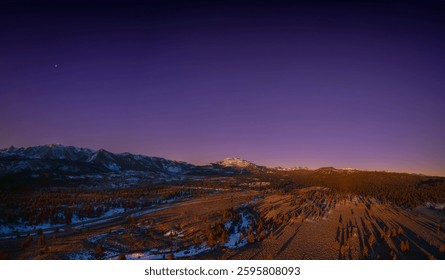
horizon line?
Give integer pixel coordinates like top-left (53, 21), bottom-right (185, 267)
top-left (1, 143), bottom-right (444, 177)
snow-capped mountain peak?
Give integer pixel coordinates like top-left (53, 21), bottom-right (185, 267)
top-left (216, 158), bottom-right (259, 169)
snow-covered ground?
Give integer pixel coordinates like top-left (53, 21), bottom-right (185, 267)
top-left (0, 198), bottom-right (186, 237)
top-left (67, 251), bottom-right (95, 260)
top-left (130, 206), bottom-right (171, 218)
top-left (0, 207), bottom-right (127, 238)
top-left (120, 210), bottom-right (255, 260)
top-left (123, 243), bottom-right (211, 260)
top-left (0, 220), bottom-right (65, 236)
top-left (424, 202), bottom-right (445, 210)
top-left (71, 207), bottom-right (126, 224)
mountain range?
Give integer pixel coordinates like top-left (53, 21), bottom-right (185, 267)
top-left (0, 144), bottom-right (267, 188)
top-left (0, 144), bottom-right (434, 189)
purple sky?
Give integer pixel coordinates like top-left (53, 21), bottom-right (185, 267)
top-left (1, 0), bottom-right (445, 175)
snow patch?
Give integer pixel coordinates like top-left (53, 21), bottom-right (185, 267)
top-left (0, 220), bottom-right (64, 236)
top-left (123, 243), bottom-right (211, 260)
top-left (67, 251), bottom-right (94, 260)
top-left (424, 202), bottom-right (445, 210)
top-left (167, 166), bottom-right (182, 174)
top-left (224, 212), bottom-right (254, 249)
top-left (87, 233), bottom-right (108, 243)
top-left (105, 162), bottom-right (120, 171)
top-left (164, 230), bottom-right (184, 237)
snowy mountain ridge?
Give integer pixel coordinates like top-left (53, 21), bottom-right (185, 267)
top-left (0, 145), bottom-right (268, 187)
top-left (0, 144), bottom-right (194, 177)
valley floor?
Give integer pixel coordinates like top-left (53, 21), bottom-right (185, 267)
top-left (1, 186), bottom-right (444, 260)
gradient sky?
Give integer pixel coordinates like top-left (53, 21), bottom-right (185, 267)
top-left (1, 0), bottom-right (444, 175)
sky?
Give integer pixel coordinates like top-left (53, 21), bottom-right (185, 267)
top-left (1, 0), bottom-right (444, 175)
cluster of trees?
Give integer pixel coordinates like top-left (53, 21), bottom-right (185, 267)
top-left (250, 170), bottom-right (445, 208)
top-left (0, 185), bottom-right (211, 227)
top-left (205, 221), bottom-right (229, 247)
top-left (200, 205), bottom-right (271, 248)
